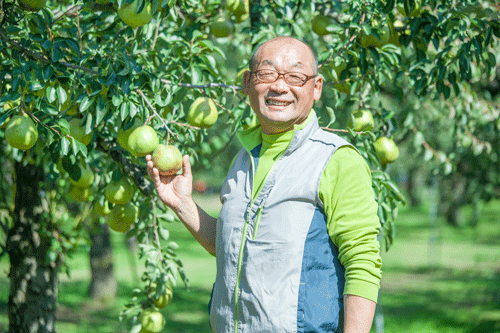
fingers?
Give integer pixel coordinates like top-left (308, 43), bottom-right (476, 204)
top-left (146, 154), bottom-right (162, 186)
top-left (146, 154), bottom-right (155, 179)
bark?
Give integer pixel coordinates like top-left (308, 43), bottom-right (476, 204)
top-left (407, 167), bottom-right (421, 207)
top-left (7, 160), bottom-right (59, 333)
top-left (439, 173), bottom-right (468, 227)
top-left (89, 222), bottom-right (117, 301)
top-left (125, 235), bottom-right (140, 286)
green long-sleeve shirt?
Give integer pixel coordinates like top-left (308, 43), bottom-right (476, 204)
top-left (239, 111), bottom-right (382, 302)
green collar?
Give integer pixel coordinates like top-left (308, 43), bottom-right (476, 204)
top-left (236, 110), bottom-right (315, 153)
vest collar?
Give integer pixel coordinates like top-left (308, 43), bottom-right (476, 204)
top-left (237, 110), bottom-right (320, 156)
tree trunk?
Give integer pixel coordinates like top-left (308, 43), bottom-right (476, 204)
top-left (407, 167), bottom-right (421, 207)
top-left (7, 160), bottom-right (59, 333)
top-left (89, 221), bottom-right (117, 301)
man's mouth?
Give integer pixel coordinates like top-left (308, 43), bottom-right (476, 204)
top-left (265, 98), bottom-right (292, 107)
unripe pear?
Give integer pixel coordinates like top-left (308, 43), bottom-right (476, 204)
top-left (94, 199), bottom-right (112, 216)
top-left (5, 114), bottom-right (38, 150)
top-left (18, 0), bottom-right (47, 11)
top-left (69, 118), bottom-right (92, 146)
top-left (117, 117), bottom-right (142, 151)
top-left (360, 21), bottom-right (391, 48)
top-left (188, 97), bottom-right (218, 129)
top-left (118, 0), bottom-right (153, 28)
top-left (152, 144), bottom-right (183, 176)
top-left (70, 186), bottom-right (92, 202)
top-left (127, 125), bottom-right (159, 157)
top-left (149, 283), bottom-right (173, 308)
top-left (374, 137), bottom-right (399, 165)
top-left (69, 164), bottom-right (95, 188)
top-left (104, 178), bottom-right (135, 204)
top-left (107, 202), bottom-right (138, 233)
top-left (312, 14), bottom-right (335, 36)
top-left (140, 309), bottom-right (165, 333)
top-left (210, 17), bottom-right (233, 38)
top-left (347, 109), bottom-right (374, 132)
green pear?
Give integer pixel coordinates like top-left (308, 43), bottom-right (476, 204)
top-left (152, 144), bottom-right (183, 176)
top-left (188, 97), bottom-right (218, 129)
top-left (127, 125), bottom-right (159, 157)
top-left (5, 114), bottom-right (38, 150)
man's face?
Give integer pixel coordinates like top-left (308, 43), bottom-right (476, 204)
top-left (243, 39), bottom-right (323, 134)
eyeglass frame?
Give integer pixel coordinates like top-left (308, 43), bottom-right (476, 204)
top-left (251, 69), bottom-right (317, 86)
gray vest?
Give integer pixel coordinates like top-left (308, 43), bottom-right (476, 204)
top-left (210, 112), bottom-right (352, 332)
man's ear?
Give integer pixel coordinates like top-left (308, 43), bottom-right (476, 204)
top-left (313, 75), bottom-right (323, 101)
top-left (242, 71), bottom-right (251, 95)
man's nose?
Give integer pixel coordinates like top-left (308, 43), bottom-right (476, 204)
top-left (269, 77), bottom-right (290, 93)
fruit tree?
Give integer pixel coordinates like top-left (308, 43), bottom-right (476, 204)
top-left (0, 0), bottom-right (499, 331)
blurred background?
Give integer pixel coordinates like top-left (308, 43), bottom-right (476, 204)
top-left (1, 0), bottom-right (500, 332)
top-left (1, 137), bottom-right (499, 333)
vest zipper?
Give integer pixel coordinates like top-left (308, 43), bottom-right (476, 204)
top-left (233, 148), bottom-right (281, 331)
top-left (251, 206), bottom-right (264, 240)
top-left (233, 152), bottom-right (256, 333)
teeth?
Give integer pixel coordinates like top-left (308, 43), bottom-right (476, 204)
top-left (266, 99), bottom-right (291, 106)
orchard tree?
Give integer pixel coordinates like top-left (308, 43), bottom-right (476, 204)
top-left (0, 0), bottom-right (499, 332)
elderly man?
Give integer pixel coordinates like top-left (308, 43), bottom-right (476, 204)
top-left (147, 36), bottom-right (382, 333)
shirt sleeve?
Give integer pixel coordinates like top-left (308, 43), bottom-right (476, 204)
top-left (319, 146), bottom-right (382, 303)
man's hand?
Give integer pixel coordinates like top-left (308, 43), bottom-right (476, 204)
top-left (146, 153), bottom-right (217, 254)
top-left (146, 154), bottom-right (193, 212)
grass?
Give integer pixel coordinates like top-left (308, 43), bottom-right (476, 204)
top-left (0, 194), bottom-right (499, 332)
top-left (377, 200), bottom-right (500, 333)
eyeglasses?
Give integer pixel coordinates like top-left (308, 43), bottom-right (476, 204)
top-left (252, 69), bottom-right (316, 86)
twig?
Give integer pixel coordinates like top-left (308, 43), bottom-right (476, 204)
top-left (411, 126), bottom-right (451, 163)
top-left (232, 87), bottom-right (251, 107)
top-left (135, 89), bottom-right (178, 143)
top-left (77, 7), bottom-right (83, 57)
top-left (321, 127), bottom-right (348, 133)
top-left (159, 78), bottom-right (242, 90)
top-left (150, 199), bottom-right (163, 260)
top-left (210, 97), bottom-right (235, 117)
top-left (152, 19), bottom-right (161, 50)
top-left (52, 5), bottom-right (81, 23)
top-left (168, 120), bottom-right (200, 130)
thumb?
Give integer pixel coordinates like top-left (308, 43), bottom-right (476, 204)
top-left (182, 155), bottom-right (192, 178)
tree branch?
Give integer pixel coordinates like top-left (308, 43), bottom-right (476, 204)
top-left (159, 78), bottom-right (242, 91)
top-left (94, 136), bottom-right (154, 197)
top-left (0, 30), bottom-right (98, 75)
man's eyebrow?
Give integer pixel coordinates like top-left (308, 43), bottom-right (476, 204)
top-left (289, 62), bottom-right (303, 69)
top-left (260, 60), bottom-right (275, 66)
top-left (258, 60), bottom-right (304, 69)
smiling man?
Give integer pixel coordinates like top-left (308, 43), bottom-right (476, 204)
top-left (147, 36), bottom-right (382, 333)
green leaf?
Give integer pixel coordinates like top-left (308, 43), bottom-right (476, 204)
top-left (62, 157), bottom-right (81, 181)
top-left (79, 96), bottom-right (93, 112)
top-left (41, 39), bottom-right (53, 50)
top-left (60, 137), bottom-right (71, 156)
top-left (158, 226), bottom-right (170, 240)
top-left (56, 118), bottom-right (70, 135)
top-left (95, 97), bottom-right (107, 126)
top-left (56, 85), bottom-right (67, 104)
top-left (47, 85), bottom-right (57, 103)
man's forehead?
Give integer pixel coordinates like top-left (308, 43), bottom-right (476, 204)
top-left (254, 41), bottom-right (312, 68)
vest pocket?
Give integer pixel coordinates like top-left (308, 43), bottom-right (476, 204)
top-left (238, 239), bottom-right (300, 332)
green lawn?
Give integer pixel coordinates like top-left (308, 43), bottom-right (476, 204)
top-left (1, 194), bottom-right (499, 332)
